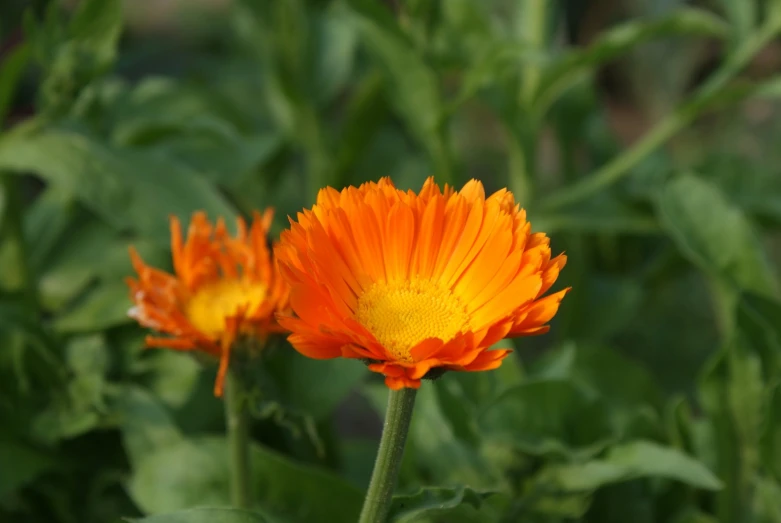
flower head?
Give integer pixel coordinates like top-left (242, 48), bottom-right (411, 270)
top-left (275, 177), bottom-right (569, 390)
top-left (126, 210), bottom-right (289, 396)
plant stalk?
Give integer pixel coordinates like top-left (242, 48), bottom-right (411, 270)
top-left (540, 16), bottom-right (781, 212)
top-left (358, 387), bottom-right (418, 523)
top-left (224, 370), bottom-right (252, 509)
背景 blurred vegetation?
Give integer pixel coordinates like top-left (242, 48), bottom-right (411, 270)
top-left (2, 0), bottom-right (781, 522)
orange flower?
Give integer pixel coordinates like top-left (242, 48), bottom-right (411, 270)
top-left (126, 210), bottom-right (289, 396)
top-left (275, 177), bottom-right (569, 390)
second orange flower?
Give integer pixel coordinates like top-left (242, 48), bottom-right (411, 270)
top-left (126, 210), bottom-right (289, 396)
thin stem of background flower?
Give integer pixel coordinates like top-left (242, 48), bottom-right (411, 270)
top-left (358, 388), bottom-right (417, 523)
top-left (225, 371), bottom-right (252, 509)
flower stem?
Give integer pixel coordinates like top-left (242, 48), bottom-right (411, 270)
top-left (224, 370), bottom-right (252, 509)
top-left (359, 387), bottom-right (417, 523)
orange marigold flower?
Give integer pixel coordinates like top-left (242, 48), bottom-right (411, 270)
top-left (275, 177), bottom-right (569, 390)
top-left (126, 210), bottom-right (290, 397)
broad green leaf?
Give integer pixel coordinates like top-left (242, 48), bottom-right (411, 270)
top-left (605, 440), bottom-right (722, 490)
top-left (407, 383), bottom-right (499, 487)
top-left (533, 345), bottom-right (662, 436)
top-left (128, 507), bottom-right (273, 523)
top-left (21, 188), bottom-right (79, 279)
top-left (53, 281), bottom-right (132, 332)
top-left (0, 129), bottom-right (237, 244)
top-left (144, 351), bottom-right (202, 409)
top-left (30, 335), bottom-right (109, 443)
top-left (533, 440), bottom-right (721, 492)
top-left (656, 174), bottom-right (777, 295)
top-left (533, 345), bottom-right (662, 410)
top-left (0, 436), bottom-right (59, 496)
top-left (38, 217), bottom-right (165, 312)
top-left (113, 385), bottom-right (184, 467)
top-left (388, 486), bottom-right (503, 523)
top-left (533, 8), bottom-right (729, 117)
top-left (479, 379), bottom-right (613, 459)
top-left (526, 441), bottom-right (720, 519)
top-left (344, 0), bottom-right (452, 181)
top-left (263, 349), bottom-right (366, 420)
top-left (129, 437), bottom-right (363, 522)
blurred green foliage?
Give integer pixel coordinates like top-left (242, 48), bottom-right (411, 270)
top-left (1, 0), bottom-right (781, 522)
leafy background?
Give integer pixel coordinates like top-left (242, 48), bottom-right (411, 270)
top-left (1, 0), bottom-right (781, 522)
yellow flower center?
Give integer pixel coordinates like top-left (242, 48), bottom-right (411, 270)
top-left (355, 278), bottom-right (470, 362)
top-left (185, 279), bottom-right (267, 339)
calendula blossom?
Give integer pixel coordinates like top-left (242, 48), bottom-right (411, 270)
top-left (275, 177), bottom-right (569, 390)
top-left (126, 210), bottom-right (289, 396)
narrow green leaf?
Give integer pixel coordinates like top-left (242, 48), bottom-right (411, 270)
top-left (0, 43), bottom-right (30, 125)
top-left (656, 174), bottom-right (777, 295)
top-left (67, 0), bottom-right (123, 67)
top-left (389, 486), bottom-right (502, 523)
top-left (344, 0), bottom-right (451, 181)
top-left (533, 8), bottom-right (729, 118)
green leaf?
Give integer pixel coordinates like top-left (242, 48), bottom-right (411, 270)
top-left (389, 486), bottom-right (502, 523)
top-left (762, 384), bottom-right (781, 482)
top-left (406, 383), bottom-right (499, 486)
top-left (344, 0), bottom-right (451, 181)
top-left (533, 8), bottom-right (729, 117)
top-left (53, 281), bottom-right (131, 332)
top-left (313, 5), bottom-right (358, 105)
top-left (714, 0), bottom-right (756, 43)
top-left (0, 437), bottom-right (59, 497)
top-left (128, 437), bottom-right (363, 522)
top-left (67, 0), bottom-right (123, 67)
top-left (479, 379), bottom-right (613, 459)
top-left (263, 349), bottom-right (366, 420)
top-left (532, 196), bottom-right (661, 235)
top-left (698, 340), bottom-right (765, 520)
top-left (736, 293), bottom-right (781, 378)
top-left (656, 174), bottom-right (777, 295)
top-left (534, 345), bottom-right (662, 410)
top-left (604, 440), bottom-right (722, 490)
top-left (113, 385), bottom-right (184, 467)
top-left (128, 507), bottom-right (272, 523)
top-left (0, 42), bottom-right (30, 125)
top-left (0, 129), bottom-right (237, 244)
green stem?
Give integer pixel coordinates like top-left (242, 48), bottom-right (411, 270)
top-left (358, 388), bottom-right (418, 523)
top-left (540, 17), bottom-right (781, 212)
top-left (224, 371), bottom-right (252, 509)
top-left (518, 0), bottom-right (548, 104)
